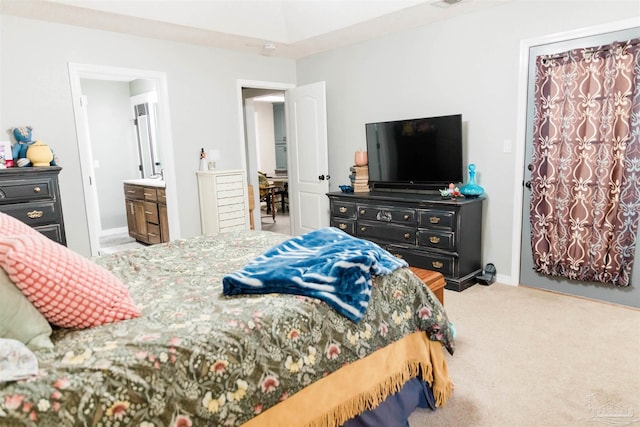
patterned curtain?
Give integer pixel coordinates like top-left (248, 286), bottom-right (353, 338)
top-left (529, 38), bottom-right (640, 286)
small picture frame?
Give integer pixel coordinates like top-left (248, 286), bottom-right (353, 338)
top-left (0, 141), bottom-right (14, 168)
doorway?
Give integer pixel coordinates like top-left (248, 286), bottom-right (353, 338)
top-left (238, 80), bottom-right (331, 237)
top-left (248, 91), bottom-right (290, 232)
top-left (517, 25), bottom-right (640, 307)
top-left (68, 63), bottom-right (179, 256)
top-left (240, 82), bottom-right (294, 234)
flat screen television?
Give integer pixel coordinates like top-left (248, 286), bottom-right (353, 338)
top-left (365, 114), bottom-right (463, 191)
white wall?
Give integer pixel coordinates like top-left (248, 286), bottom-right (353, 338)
top-left (0, 15), bottom-right (296, 256)
top-left (295, 0), bottom-right (639, 286)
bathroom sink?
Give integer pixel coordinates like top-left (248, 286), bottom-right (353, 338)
top-left (123, 178), bottom-right (166, 188)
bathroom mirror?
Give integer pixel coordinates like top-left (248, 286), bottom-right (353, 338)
top-left (131, 91), bottom-right (162, 178)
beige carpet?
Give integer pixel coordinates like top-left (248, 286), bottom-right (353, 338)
top-left (408, 283), bottom-right (640, 427)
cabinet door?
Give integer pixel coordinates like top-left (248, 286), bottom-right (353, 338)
top-left (273, 103), bottom-right (286, 143)
top-left (158, 203), bottom-right (169, 242)
top-left (125, 200), bottom-right (138, 240)
top-left (275, 144), bottom-right (287, 170)
top-left (132, 200), bottom-right (148, 242)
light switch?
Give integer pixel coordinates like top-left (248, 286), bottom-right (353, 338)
top-left (503, 139), bottom-right (512, 153)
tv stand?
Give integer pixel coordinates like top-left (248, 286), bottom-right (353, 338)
top-left (327, 191), bottom-right (484, 292)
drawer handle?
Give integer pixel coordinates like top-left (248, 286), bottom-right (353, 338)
top-left (430, 236), bottom-right (441, 244)
top-left (126, 190), bottom-right (136, 194)
top-left (27, 210), bottom-right (44, 219)
top-left (432, 261), bottom-right (443, 269)
top-left (403, 214), bottom-right (410, 220)
top-left (148, 233), bottom-right (157, 237)
top-left (339, 206), bottom-right (347, 213)
top-left (144, 211), bottom-right (154, 215)
top-left (33, 186), bottom-right (41, 193)
top-left (359, 209), bottom-right (366, 215)
top-left (430, 216), bottom-right (440, 224)
top-left (130, 204), bottom-right (134, 215)
top-left (144, 192), bottom-right (154, 197)
top-left (360, 226), bottom-right (367, 232)
top-left (404, 233), bottom-right (411, 239)
top-left (377, 210), bottom-right (392, 222)
top-left (338, 223), bottom-right (347, 230)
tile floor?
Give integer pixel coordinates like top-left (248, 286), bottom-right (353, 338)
top-left (98, 233), bottom-right (145, 255)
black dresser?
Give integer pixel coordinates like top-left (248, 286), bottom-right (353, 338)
top-left (328, 191), bottom-right (483, 291)
top-left (0, 167), bottom-right (67, 246)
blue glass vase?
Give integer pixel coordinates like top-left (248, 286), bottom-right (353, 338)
top-left (460, 164), bottom-right (484, 198)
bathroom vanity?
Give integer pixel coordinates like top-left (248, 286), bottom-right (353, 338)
top-left (123, 179), bottom-right (168, 245)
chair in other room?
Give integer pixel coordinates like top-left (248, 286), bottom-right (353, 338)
top-left (258, 172), bottom-right (276, 222)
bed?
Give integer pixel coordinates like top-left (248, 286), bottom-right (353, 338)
top-left (0, 219), bottom-right (454, 426)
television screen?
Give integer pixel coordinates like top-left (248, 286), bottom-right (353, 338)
top-left (365, 114), bottom-right (463, 190)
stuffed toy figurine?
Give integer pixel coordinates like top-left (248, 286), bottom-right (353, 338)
top-left (10, 126), bottom-right (57, 167)
top-left (11, 126), bottom-right (34, 165)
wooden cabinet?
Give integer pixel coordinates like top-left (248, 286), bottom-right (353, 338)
top-left (0, 167), bottom-right (66, 245)
top-left (328, 191), bottom-right (484, 291)
top-left (124, 183), bottom-right (168, 245)
top-left (273, 103), bottom-right (287, 172)
top-left (197, 170), bottom-right (250, 234)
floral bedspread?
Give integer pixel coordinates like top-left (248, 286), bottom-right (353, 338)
top-left (0, 230), bottom-right (454, 426)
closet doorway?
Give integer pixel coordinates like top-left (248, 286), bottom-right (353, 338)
top-left (515, 23), bottom-right (640, 307)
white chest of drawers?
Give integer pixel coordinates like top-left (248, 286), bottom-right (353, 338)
top-left (197, 170), bottom-right (250, 235)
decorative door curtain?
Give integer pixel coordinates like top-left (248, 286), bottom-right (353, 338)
top-left (529, 38), bottom-right (640, 286)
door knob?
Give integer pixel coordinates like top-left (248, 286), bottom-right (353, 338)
top-left (318, 175), bottom-right (325, 180)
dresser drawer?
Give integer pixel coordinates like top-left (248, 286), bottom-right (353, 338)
top-left (417, 229), bottom-right (455, 251)
top-left (146, 223), bottom-right (162, 245)
top-left (387, 245), bottom-right (455, 277)
top-left (418, 208), bottom-right (456, 231)
top-left (331, 217), bottom-right (355, 235)
top-left (143, 201), bottom-right (159, 224)
top-left (124, 184), bottom-right (145, 200)
top-left (0, 167), bottom-right (66, 246)
top-left (330, 200), bottom-right (356, 218)
top-left (142, 187), bottom-right (158, 202)
top-left (356, 220), bottom-right (416, 245)
top-left (34, 224), bottom-right (65, 245)
top-left (357, 204), bottom-right (417, 225)
top-left (0, 177), bottom-right (56, 204)
top-left (157, 188), bottom-right (166, 204)
top-left (1, 201), bottom-right (62, 227)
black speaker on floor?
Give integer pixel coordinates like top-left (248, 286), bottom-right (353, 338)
top-left (476, 263), bottom-right (496, 286)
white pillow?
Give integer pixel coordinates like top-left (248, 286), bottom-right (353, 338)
top-left (0, 267), bottom-right (54, 351)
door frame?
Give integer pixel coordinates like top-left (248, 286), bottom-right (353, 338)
top-left (509, 17), bottom-right (640, 285)
top-left (236, 79), bottom-right (295, 232)
top-left (68, 63), bottom-right (180, 256)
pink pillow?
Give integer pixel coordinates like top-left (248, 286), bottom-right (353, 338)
top-left (0, 213), bottom-right (140, 328)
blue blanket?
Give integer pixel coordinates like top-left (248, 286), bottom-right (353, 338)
top-left (222, 227), bottom-right (408, 322)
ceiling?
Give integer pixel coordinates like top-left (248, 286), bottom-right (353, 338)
top-left (0, 0), bottom-right (511, 58)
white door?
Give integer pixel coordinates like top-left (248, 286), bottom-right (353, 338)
top-left (520, 28), bottom-right (640, 306)
top-left (286, 82), bottom-right (330, 235)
